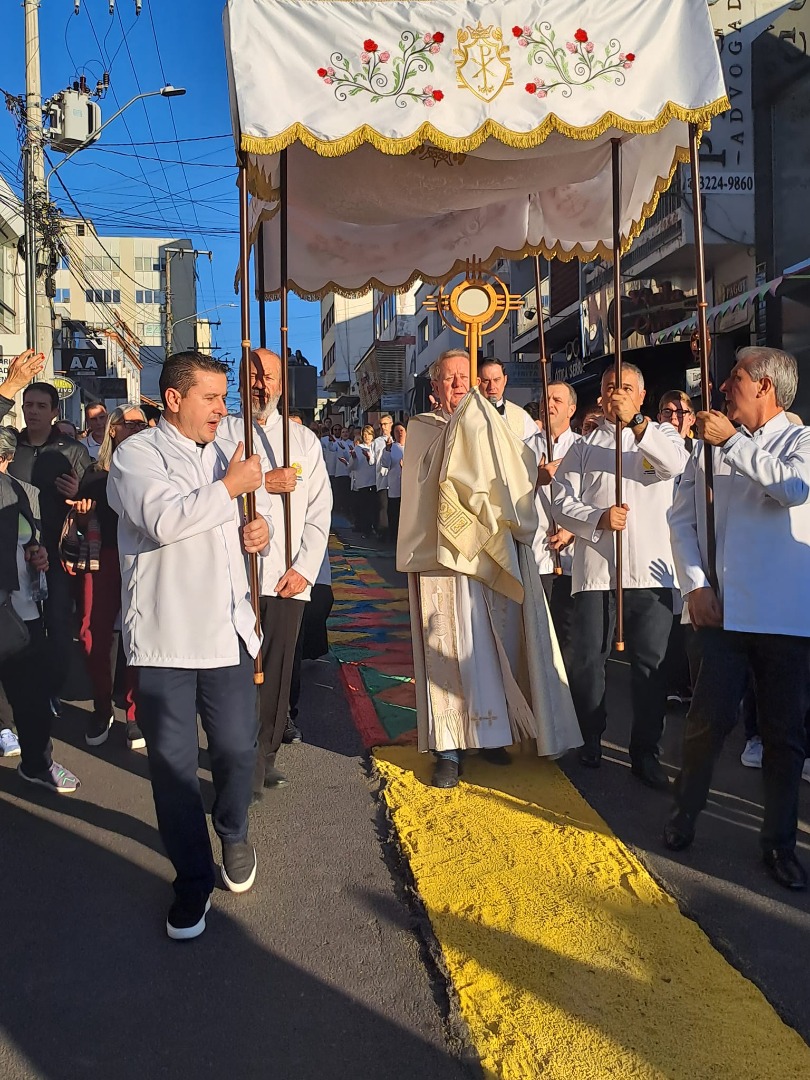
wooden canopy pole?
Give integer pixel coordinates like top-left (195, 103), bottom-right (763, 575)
top-left (257, 223), bottom-right (267, 350)
top-left (611, 139), bottom-right (625, 652)
top-left (279, 148), bottom-right (293, 571)
top-left (237, 157), bottom-right (264, 685)
top-left (532, 254), bottom-right (562, 575)
top-left (688, 123), bottom-right (718, 591)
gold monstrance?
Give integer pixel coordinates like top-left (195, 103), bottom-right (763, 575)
top-left (424, 259), bottom-right (523, 380)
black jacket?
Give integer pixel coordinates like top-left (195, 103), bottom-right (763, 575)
top-left (0, 474), bottom-right (40, 594)
top-left (0, 394), bottom-right (91, 542)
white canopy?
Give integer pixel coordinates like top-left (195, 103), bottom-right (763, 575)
top-left (224, 0), bottom-right (728, 298)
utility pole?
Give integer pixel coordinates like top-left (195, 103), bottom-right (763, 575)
top-left (24, 0), bottom-right (54, 375)
top-left (163, 246), bottom-right (212, 357)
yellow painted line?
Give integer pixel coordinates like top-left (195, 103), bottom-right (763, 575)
top-left (375, 746), bottom-right (810, 1080)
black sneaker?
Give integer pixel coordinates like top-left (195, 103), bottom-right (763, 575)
top-left (282, 717), bottom-right (303, 744)
top-left (85, 713), bottom-right (113, 747)
top-left (263, 765), bottom-right (288, 788)
top-left (221, 842), bottom-right (257, 894)
top-left (166, 893), bottom-right (211, 941)
top-left (126, 721), bottom-right (146, 750)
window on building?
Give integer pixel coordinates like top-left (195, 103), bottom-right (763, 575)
top-left (136, 289), bottom-right (161, 305)
top-left (112, 290), bottom-right (120, 304)
top-left (321, 303), bottom-right (335, 338)
top-left (324, 344), bottom-right (336, 370)
top-left (432, 309), bottom-right (443, 338)
top-left (76, 224), bottom-right (85, 236)
top-left (136, 321), bottom-right (162, 339)
top-left (418, 318), bottom-right (428, 353)
top-left (59, 255), bottom-right (69, 271)
top-left (54, 288), bottom-right (70, 304)
top-left (485, 339), bottom-right (495, 358)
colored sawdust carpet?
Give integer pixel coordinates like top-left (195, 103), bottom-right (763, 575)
top-left (328, 536), bottom-right (417, 746)
top-left (375, 745), bottom-right (810, 1080)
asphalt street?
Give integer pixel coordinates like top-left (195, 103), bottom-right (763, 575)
top-left (0, 638), bottom-right (471, 1080)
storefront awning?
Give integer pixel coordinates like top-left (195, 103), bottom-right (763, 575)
top-left (653, 278), bottom-right (783, 343)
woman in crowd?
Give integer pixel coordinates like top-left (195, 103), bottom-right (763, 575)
top-left (347, 425), bottom-right (377, 538)
top-left (74, 403), bottom-right (148, 750)
top-left (0, 428), bottom-right (79, 790)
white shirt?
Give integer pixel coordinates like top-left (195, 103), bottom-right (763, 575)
top-left (493, 399), bottom-right (538, 442)
top-left (372, 435), bottom-right (391, 490)
top-left (108, 418), bottom-right (270, 668)
top-left (382, 442), bottom-right (405, 499)
top-left (552, 418), bottom-right (689, 592)
top-left (219, 413), bottom-right (331, 602)
top-left (83, 432), bottom-right (102, 461)
top-left (349, 442), bottom-right (377, 489)
top-left (669, 411), bottom-right (810, 637)
top-left (321, 435), bottom-right (338, 477)
top-left (527, 427), bottom-right (581, 576)
top-left (334, 439), bottom-right (351, 478)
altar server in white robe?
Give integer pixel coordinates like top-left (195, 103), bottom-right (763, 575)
top-left (219, 349), bottom-right (331, 794)
top-left (397, 348), bottom-right (581, 789)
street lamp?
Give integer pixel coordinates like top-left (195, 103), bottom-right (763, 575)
top-left (170, 303), bottom-right (238, 328)
top-left (46, 86), bottom-right (187, 182)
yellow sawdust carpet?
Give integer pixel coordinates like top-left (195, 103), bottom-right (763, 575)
top-left (375, 746), bottom-right (810, 1079)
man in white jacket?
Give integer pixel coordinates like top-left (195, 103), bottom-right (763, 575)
top-left (108, 352), bottom-right (271, 941)
top-left (666, 347), bottom-right (810, 891)
top-left (553, 363), bottom-right (689, 788)
top-left (219, 349), bottom-right (331, 794)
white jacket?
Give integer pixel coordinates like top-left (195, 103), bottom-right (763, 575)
top-left (669, 412), bottom-right (810, 636)
top-left (334, 439), bottom-right (351, 479)
top-left (527, 427), bottom-right (581, 576)
top-left (381, 442), bottom-right (405, 499)
top-left (321, 436), bottom-right (337, 477)
top-left (108, 418), bottom-right (269, 668)
top-left (219, 412), bottom-right (331, 602)
top-left (349, 442), bottom-right (377, 489)
top-left (372, 435), bottom-right (390, 490)
top-left (552, 417), bottom-right (688, 592)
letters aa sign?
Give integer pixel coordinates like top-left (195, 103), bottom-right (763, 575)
top-left (69, 353), bottom-right (99, 373)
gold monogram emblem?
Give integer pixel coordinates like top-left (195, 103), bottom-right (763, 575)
top-left (454, 23), bottom-right (513, 102)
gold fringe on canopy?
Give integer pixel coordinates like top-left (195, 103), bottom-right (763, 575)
top-left (240, 97), bottom-right (729, 161)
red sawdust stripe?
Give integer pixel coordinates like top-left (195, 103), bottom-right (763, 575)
top-left (339, 663), bottom-right (389, 749)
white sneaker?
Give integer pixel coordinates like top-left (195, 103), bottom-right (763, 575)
top-left (0, 728), bottom-right (21, 757)
top-left (741, 736), bottom-right (763, 769)
top-left (802, 758), bottom-right (810, 784)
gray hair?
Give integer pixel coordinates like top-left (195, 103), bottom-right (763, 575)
top-left (97, 403), bottom-right (147, 471)
top-left (429, 348), bottom-right (470, 384)
top-left (736, 346), bottom-right (798, 410)
top-left (546, 380), bottom-right (577, 408)
top-left (601, 362), bottom-right (645, 392)
top-left (0, 427), bottom-right (17, 461)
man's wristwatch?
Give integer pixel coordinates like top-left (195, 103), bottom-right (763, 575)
top-left (629, 412), bottom-right (646, 429)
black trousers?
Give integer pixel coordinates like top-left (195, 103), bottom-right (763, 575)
top-left (0, 618), bottom-right (53, 775)
top-left (253, 595), bottom-right (305, 791)
top-left (540, 573), bottom-right (575, 659)
top-left (355, 486), bottom-right (376, 536)
top-left (137, 645), bottom-right (259, 899)
top-left (376, 488), bottom-right (389, 538)
top-left (675, 628), bottom-right (810, 851)
top-left (334, 475), bottom-right (351, 516)
top-left (43, 554), bottom-right (75, 696)
top-left (567, 587), bottom-right (673, 759)
top-left (663, 614), bottom-right (691, 695)
top-left (288, 584), bottom-right (335, 720)
top-left (388, 496), bottom-right (401, 548)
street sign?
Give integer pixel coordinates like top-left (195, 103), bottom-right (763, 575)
top-left (52, 375), bottom-right (76, 400)
top-left (66, 348), bottom-right (107, 378)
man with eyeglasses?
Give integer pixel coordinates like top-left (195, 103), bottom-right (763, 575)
top-left (658, 392), bottom-right (696, 446)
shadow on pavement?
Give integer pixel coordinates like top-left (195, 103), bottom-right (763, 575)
top-left (0, 798), bottom-right (470, 1080)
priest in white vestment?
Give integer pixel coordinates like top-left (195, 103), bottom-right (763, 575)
top-left (397, 349), bottom-right (581, 788)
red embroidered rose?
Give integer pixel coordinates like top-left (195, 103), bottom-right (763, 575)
top-left (525, 82), bottom-right (537, 93)
top-left (574, 29), bottom-right (588, 43)
top-left (363, 39), bottom-right (378, 53)
top-left (432, 32), bottom-right (444, 44)
top-left (625, 52), bottom-right (635, 61)
top-left (432, 89), bottom-right (444, 101)
top-left (317, 68), bottom-right (328, 78)
top-left (512, 26), bottom-right (524, 38)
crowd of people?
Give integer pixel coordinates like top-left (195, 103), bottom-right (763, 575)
top-left (0, 347), bottom-right (331, 939)
top-left (2, 333), bottom-right (808, 947)
top-left (389, 346), bottom-right (810, 895)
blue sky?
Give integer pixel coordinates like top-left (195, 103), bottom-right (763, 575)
top-left (0, 0), bottom-right (322, 381)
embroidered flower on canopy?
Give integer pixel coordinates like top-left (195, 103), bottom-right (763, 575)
top-left (317, 30), bottom-right (445, 108)
top-left (519, 21), bottom-right (637, 98)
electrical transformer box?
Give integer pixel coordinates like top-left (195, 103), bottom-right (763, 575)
top-left (49, 91), bottom-right (102, 153)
